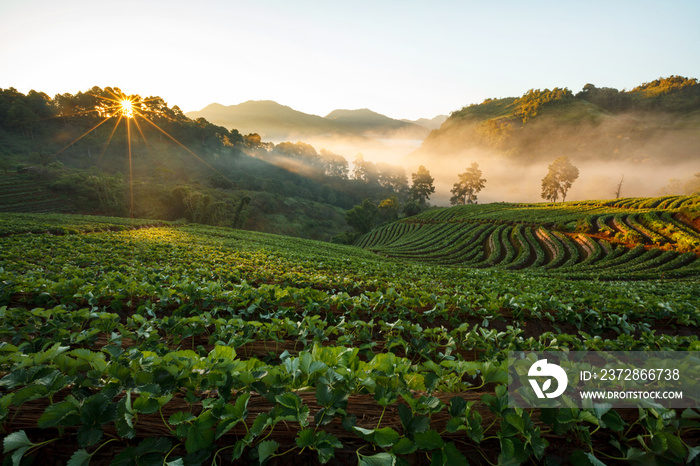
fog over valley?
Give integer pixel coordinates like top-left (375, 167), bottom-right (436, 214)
top-left (195, 78), bottom-right (700, 206)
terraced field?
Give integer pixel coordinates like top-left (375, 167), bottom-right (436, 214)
top-left (357, 196), bottom-right (700, 279)
top-left (0, 204), bottom-right (698, 465)
top-left (0, 174), bottom-right (73, 214)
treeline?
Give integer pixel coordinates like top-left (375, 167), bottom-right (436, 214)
top-left (0, 86), bottom-right (420, 240)
top-left (0, 86), bottom-right (244, 151)
top-left (334, 164), bottom-right (437, 243)
top-left (415, 75), bottom-right (700, 164)
top-left (576, 76), bottom-right (700, 113)
top-left (452, 75), bottom-right (700, 123)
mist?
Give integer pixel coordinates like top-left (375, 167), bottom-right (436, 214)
top-left (397, 107), bottom-right (700, 206)
top-left (236, 98), bottom-right (700, 208)
top-left (267, 134), bottom-right (424, 166)
top-left (419, 151), bottom-right (700, 206)
top-left (253, 133), bottom-right (698, 207)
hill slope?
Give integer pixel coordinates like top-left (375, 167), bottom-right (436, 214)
top-left (324, 108), bottom-right (429, 139)
top-left (0, 212), bottom-right (697, 464)
top-left (0, 86), bottom-right (398, 240)
top-left (401, 114), bottom-right (448, 130)
top-left (357, 195), bottom-right (700, 279)
top-left (411, 76), bottom-right (700, 165)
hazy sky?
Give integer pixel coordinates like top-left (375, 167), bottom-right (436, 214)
top-left (1, 0), bottom-right (698, 120)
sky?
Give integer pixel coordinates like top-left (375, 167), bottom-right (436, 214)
top-left (1, 0), bottom-right (699, 121)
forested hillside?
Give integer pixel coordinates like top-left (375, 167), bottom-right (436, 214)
top-left (413, 76), bottom-right (700, 164)
top-left (0, 87), bottom-right (413, 240)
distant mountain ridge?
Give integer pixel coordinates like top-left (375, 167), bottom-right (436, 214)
top-left (187, 100), bottom-right (344, 140)
top-left (186, 101), bottom-right (437, 141)
top-left (401, 115), bottom-right (447, 130)
top-left (324, 108), bottom-right (429, 139)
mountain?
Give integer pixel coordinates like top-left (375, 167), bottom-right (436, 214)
top-left (324, 108), bottom-right (429, 139)
top-left (401, 114), bottom-right (448, 130)
top-left (186, 100), bottom-right (350, 140)
top-left (187, 101), bottom-right (433, 142)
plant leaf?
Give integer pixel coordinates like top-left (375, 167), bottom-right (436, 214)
top-left (257, 440), bottom-right (279, 464)
top-left (358, 452), bottom-right (397, 466)
top-left (67, 449), bottom-right (92, 466)
top-left (414, 429), bottom-right (444, 451)
top-left (3, 430), bottom-right (33, 453)
top-left (184, 424), bottom-right (214, 454)
top-left (373, 427), bottom-right (400, 448)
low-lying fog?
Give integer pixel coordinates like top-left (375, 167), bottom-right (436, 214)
top-left (422, 151), bottom-right (699, 205)
top-left (264, 132), bottom-right (698, 206)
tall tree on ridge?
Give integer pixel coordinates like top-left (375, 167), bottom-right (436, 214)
top-left (450, 162), bottom-right (486, 205)
top-left (410, 165), bottom-right (435, 205)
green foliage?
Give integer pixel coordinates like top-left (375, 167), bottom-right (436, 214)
top-left (410, 165), bottom-right (435, 205)
top-left (377, 196), bottom-right (400, 223)
top-left (541, 156), bottom-right (579, 203)
top-left (0, 212), bottom-right (697, 464)
top-left (513, 87), bottom-right (574, 122)
top-left (0, 86), bottom-right (403, 241)
top-left (356, 195), bottom-right (700, 279)
top-left (345, 198), bottom-right (379, 234)
top-left (402, 199), bottom-right (423, 217)
top-left (450, 162), bottom-right (486, 205)
top-left (50, 169), bottom-right (128, 215)
top-left (419, 75), bottom-right (700, 163)
top-left (631, 75), bottom-right (698, 96)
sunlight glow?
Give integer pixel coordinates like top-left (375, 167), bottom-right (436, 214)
top-left (120, 99), bottom-right (134, 118)
top-left (47, 87), bottom-right (237, 221)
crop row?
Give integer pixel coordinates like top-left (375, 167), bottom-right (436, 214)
top-left (398, 196), bottom-right (700, 229)
top-left (360, 220), bottom-right (700, 279)
top-left (1, 217), bottom-right (699, 463)
top-left (0, 212), bottom-right (170, 236)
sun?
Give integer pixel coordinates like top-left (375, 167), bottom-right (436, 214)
top-left (120, 99), bottom-right (134, 118)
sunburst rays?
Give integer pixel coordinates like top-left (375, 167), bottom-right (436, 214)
top-left (46, 87), bottom-right (235, 220)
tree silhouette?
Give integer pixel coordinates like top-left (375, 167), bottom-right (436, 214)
top-left (410, 165), bottom-right (435, 205)
top-left (541, 157), bottom-right (579, 203)
top-left (450, 162), bottom-right (486, 205)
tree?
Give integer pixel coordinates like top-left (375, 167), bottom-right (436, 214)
top-left (541, 172), bottom-right (560, 203)
top-left (244, 133), bottom-right (262, 147)
top-left (233, 195), bottom-right (251, 228)
top-left (541, 156), bottom-right (579, 203)
top-left (7, 101), bottom-right (38, 138)
top-left (450, 162), bottom-right (486, 205)
top-left (345, 199), bottom-right (378, 234)
top-left (410, 165), bottom-right (435, 205)
top-left (402, 200), bottom-right (422, 217)
top-left (351, 154), bottom-right (379, 184)
top-left (377, 163), bottom-right (409, 196)
top-left (275, 141), bottom-right (319, 161)
top-left (377, 196), bottom-right (399, 223)
top-left (320, 149), bottom-right (349, 179)
top-left (614, 174), bottom-right (624, 199)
